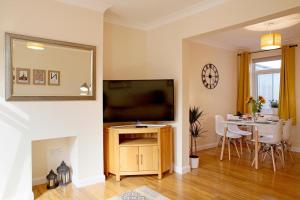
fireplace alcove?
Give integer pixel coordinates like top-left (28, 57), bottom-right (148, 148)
top-left (31, 136), bottom-right (76, 186)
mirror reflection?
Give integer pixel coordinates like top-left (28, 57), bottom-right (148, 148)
top-left (6, 33), bottom-right (96, 100)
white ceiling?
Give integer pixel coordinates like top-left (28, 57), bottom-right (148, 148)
top-left (56, 0), bottom-right (230, 29)
top-left (190, 13), bottom-right (300, 51)
top-left (103, 0), bottom-right (229, 29)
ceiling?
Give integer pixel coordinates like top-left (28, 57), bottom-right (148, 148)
top-left (56, 0), bottom-right (230, 29)
top-left (190, 13), bottom-right (300, 51)
top-left (103, 0), bottom-right (229, 29)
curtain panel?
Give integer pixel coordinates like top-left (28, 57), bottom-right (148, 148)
top-left (237, 52), bottom-right (250, 114)
top-left (278, 46), bottom-right (296, 125)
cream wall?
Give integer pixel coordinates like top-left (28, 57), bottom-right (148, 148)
top-left (145, 1), bottom-right (300, 172)
top-left (104, 22), bottom-right (147, 79)
top-left (292, 44), bottom-right (300, 149)
top-left (32, 137), bottom-right (76, 185)
top-left (184, 41), bottom-right (237, 148)
top-left (0, 0), bottom-right (105, 200)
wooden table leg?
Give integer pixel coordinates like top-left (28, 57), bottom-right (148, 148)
top-left (220, 127), bottom-right (227, 160)
top-left (254, 127), bottom-right (259, 169)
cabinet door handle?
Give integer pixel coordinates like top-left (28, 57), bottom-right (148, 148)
top-left (141, 154), bottom-right (143, 165)
top-left (136, 154), bottom-right (139, 165)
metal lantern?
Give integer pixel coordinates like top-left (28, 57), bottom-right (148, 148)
top-left (56, 161), bottom-right (71, 185)
top-left (46, 170), bottom-right (59, 189)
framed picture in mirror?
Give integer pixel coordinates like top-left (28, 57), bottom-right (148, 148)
top-left (48, 70), bottom-right (60, 86)
top-left (16, 68), bottom-right (30, 84)
top-left (33, 69), bottom-right (46, 85)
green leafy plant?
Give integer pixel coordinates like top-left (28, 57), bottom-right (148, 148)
top-left (270, 100), bottom-right (278, 108)
top-left (189, 106), bottom-right (206, 157)
top-left (247, 96), bottom-right (266, 114)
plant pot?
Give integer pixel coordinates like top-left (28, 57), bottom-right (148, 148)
top-left (271, 108), bottom-right (278, 115)
top-left (190, 155), bottom-right (199, 169)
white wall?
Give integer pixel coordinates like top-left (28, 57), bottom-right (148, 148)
top-left (184, 41), bottom-right (237, 149)
top-left (0, 0), bottom-right (105, 200)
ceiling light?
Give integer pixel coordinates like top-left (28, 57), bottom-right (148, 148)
top-left (26, 42), bottom-right (45, 50)
top-left (260, 33), bottom-right (281, 50)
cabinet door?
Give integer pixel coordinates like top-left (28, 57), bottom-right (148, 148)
top-left (139, 146), bottom-right (159, 171)
top-left (119, 146), bottom-right (139, 172)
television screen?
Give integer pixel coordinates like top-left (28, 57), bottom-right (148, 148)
top-left (103, 79), bottom-right (174, 123)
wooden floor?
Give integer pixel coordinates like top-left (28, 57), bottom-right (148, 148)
top-left (33, 147), bottom-right (300, 200)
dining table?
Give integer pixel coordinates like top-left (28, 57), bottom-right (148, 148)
top-left (221, 119), bottom-right (278, 169)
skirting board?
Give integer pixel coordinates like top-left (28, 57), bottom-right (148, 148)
top-left (72, 174), bottom-right (106, 188)
top-left (291, 147), bottom-right (300, 153)
top-left (197, 142), bottom-right (218, 151)
top-left (32, 177), bottom-right (47, 186)
top-left (174, 165), bottom-right (191, 174)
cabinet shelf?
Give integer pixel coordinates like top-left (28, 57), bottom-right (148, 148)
top-left (119, 138), bottom-right (158, 146)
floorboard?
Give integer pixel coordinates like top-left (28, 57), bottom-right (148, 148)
top-left (33, 147), bottom-right (300, 199)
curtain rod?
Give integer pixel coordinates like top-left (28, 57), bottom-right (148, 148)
top-left (237, 44), bottom-right (298, 56)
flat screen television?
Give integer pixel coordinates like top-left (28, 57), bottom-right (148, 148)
top-left (103, 79), bottom-right (174, 123)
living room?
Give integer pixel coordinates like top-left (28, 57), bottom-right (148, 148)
top-left (1, 0), bottom-right (300, 200)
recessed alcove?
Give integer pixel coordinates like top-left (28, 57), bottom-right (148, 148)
top-left (31, 136), bottom-right (76, 186)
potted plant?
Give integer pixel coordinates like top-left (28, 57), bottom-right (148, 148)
top-left (189, 106), bottom-right (206, 169)
top-left (270, 99), bottom-right (279, 115)
top-left (247, 96), bottom-right (266, 120)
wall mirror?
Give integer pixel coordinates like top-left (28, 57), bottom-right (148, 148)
top-left (5, 33), bottom-right (96, 101)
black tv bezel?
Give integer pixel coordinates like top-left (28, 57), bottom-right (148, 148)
top-left (103, 79), bottom-right (175, 123)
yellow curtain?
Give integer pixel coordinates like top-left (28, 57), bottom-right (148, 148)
top-left (278, 45), bottom-right (296, 125)
top-left (237, 52), bottom-right (250, 114)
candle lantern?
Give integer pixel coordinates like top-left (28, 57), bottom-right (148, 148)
top-left (46, 170), bottom-right (58, 189)
top-left (57, 161), bottom-right (71, 185)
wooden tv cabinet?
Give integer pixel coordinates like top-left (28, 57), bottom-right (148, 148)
top-left (104, 125), bottom-right (173, 181)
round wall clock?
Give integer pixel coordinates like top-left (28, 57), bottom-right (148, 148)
top-left (201, 63), bottom-right (219, 89)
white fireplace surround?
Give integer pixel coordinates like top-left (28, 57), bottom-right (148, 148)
top-left (31, 133), bottom-right (105, 189)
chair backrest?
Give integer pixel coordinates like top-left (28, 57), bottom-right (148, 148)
top-left (282, 119), bottom-right (292, 142)
top-left (215, 115), bottom-right (225, 136)
top-left (269, 120), bottom-right (283, 144)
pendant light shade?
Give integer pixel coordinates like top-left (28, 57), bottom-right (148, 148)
top-left (260, 33), bottom-right (281, 50)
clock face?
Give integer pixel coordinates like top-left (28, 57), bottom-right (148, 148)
top-left (201, 64), bottom-right (219, 89)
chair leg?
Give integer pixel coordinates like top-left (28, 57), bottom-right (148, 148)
top-left (262, 152), bottom-right (268, 162)
top-left (280, 144), bottom-right (285, 167)
top-left (228, 139), bottom-right (231, 160)
top-left (271, 146), bottom-right (276, 172)
top-left (246, 141), bottom-right (251, 153)
top-left (240, 138), bottom-right (243, 155)
top-left (234, 140), bottom-right (240, 158)
top-left (288, 149), bottom-right (295, 163)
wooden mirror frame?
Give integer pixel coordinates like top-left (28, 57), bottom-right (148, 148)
top-left (5, 33), bottom-right (96, 101)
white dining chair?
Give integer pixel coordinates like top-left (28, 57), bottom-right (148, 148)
top-left (227, 114), bottom-right (252, 154)
top-left (252, 120), bottom-right (284, 171)
top-left (215, 115), bottom-right (241, 160)
top-left (282, 119), bottom-right (294, 162)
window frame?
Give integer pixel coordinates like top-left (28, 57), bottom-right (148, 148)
top-left (251, 56), bottom-right (281, 106)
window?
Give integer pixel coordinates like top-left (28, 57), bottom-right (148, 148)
top-left (252, 57), bottom-right (281, 109)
